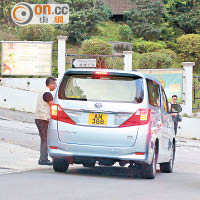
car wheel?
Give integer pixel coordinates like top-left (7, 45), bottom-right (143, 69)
top-left (160, 142), bottom-right (175, 173)
top-left (53, 158), bottom-right (69, 172)
top-left (141, 148), bottom-right (157, 179)
top-left (83, 162), bottom-right (96, 168)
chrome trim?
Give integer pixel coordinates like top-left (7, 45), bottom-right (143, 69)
top-left (75, 123), bottom-right (119, 128)
top-left (63, 108), bottom-right (133, 114)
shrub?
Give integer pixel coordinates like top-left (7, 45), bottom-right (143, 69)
top-left (156, 49), bottom-right (177, 59)
top-left (81, 39), bottom-right (112, 55)
top-left (177, 34), bottom-right (200, 72)
top-left (139, 52), bottom-right (172, 69)
top-left (165, 41), bottom-right (178, 52)
top-left (18, 25), bottom-right (56, 41)
top-left (132, 40), bottom-right (166, 54)
top-left (119, 25), bottom-right (133, 42)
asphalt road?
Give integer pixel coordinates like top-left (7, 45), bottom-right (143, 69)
top-left (0, 118), bottom-right (200, 200)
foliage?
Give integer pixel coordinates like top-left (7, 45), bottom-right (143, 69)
top-left (156, 49), bottom-right (177, 59)
top-left (139, 52), bottom-right (172, 69)
top-left (163, 0), bottom-right (200, 34)
top-left (91, 21), bottom-right (121, 42)
top-left (165, 41), bottom-right (178, 52)
top-left (18, 24), bottom-right (56, 41)
top-left (81, 39), bottom-right (112, 55)
top-left (119, 25), bottom-right (133, 42)
top-left (55, 0), bottom-right (112, 44)
top-left (132, 40), bottom-right (166, 54)
top-left (125, 0), bottom-right (165, 40)
top-left (177, 34), bottom-right (200, 72)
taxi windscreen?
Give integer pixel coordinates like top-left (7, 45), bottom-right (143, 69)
top-left (59, 74), bottom-right (144, 103)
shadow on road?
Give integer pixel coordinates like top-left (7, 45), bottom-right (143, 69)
top-left (42, 166), bottom-right (162, 180)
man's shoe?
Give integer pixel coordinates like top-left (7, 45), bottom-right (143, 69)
top-left (38, 160), bottom-right (52, 166)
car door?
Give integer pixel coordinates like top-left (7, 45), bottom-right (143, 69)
top-left (160, 87), bottom-right (173, 161)
top-left (146, 79), bottom-right (165, 161)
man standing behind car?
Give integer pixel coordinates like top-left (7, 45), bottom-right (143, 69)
top-left (169, 95), bottom-right (179, 136)
top-left (35, 77), bottom-right (57, 165)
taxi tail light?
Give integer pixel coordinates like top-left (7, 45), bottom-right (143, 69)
top-left (119, 109), bottom-right (151, 128)
top-left (51, 104), bottom-right (76, 125)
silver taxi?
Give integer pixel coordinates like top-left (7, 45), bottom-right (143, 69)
top-left (48, 69), bottom-right (175, 179)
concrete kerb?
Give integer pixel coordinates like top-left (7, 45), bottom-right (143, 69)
top-left (0, 141), bottom-right (51, 175)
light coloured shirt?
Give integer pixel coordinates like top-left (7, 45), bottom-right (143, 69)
top-left (35, 87), bottom-right (53, 121)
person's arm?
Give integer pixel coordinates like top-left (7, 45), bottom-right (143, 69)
top-left (43, 92), bottom-right (53, 106)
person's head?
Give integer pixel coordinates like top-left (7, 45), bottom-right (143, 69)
top-left (46, 77), bottom-right (57, 91)
top-left (172, 95), bottom-right (178, 104)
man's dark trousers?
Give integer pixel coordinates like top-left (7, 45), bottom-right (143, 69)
top-left (172, 116), bottom-right (178, 136)
top-left (35, 119), bottom-right (49, 161)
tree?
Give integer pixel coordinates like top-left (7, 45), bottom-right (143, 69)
top-left (55, 0), bottom-right (112, 44)
top-left (177, 34), bottom-right (200, 72)
top-left (163, 0), bottom-right (200, 34)
top-left (124, 0), bottom-right (165, 41)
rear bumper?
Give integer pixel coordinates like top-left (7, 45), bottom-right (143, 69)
top-left (48, 144), bottom-right (153, 164)
top-left (48, 120), bottom-right (154, 164)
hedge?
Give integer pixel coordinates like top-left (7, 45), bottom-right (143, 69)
top-left (139, 52), bottom-right (172, 69)
top-left (81, 39), bottom-right (112, 55)
top-left (132, 40), bottom-right (166, 54)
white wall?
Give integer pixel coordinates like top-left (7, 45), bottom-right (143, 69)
top-left (178, 117), bottom-right (200, 139)
top-left (0, 78), bottom-right (47, 113)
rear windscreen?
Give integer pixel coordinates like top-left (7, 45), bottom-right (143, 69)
top-left (59, 74), bottom-right (144, 103)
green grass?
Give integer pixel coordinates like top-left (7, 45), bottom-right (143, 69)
top-left (91, 21), bottom-right (121, 42)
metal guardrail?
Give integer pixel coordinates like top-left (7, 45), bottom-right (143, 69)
top-left (65, 54), bottom-right (125, 70)
top-left (193, 76), bottom-right (200, 110)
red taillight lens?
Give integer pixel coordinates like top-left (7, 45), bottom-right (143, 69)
top-left (50, 104), bottom-right (76, 125)
top-left (119, 109), bottom-right (151, 128)
top-left (93, 71), bottom-right (109, 76)
top-left (135, 152), bottom-right (145, 155)
top-left (49, 146), bottom-right (58, 149)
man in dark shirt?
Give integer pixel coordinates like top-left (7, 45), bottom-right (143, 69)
top-left (169, 95), bottom-right (179, 135)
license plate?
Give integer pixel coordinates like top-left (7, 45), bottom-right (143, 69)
top-left (88, 113), bottom-right (108, 125)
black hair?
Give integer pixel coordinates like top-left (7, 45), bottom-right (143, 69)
top-left (172, 95), bottom-right (177, 98)
top-left (46, 77), bottom-right (56, 86)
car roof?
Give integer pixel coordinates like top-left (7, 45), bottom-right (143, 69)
top-left (64, 68), bottom-right (161, 85)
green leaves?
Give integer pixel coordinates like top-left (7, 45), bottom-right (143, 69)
top-left (18, 24), bottom-right (56, 41)
top-left (55, 0), bottom-right (112, 44)
top-left (132, 40), bottom-right (166, 54)
top-left (139, 52), bottom-right (172, 69)
top-left (125, 0), bottom-right (164, 40)
top-left (81, 39), bottom-right (112, 55)
top-left (164, 0), bottom-right (200, 34)
top-left (177, 34), bottom-right (200, 72)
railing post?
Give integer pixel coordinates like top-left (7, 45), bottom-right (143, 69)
top-left (57, 35), bottom-right (67, 82)
top-left (182, 62), bottom-right (195, 115)
top-left (123, 51), bottom-right (132, 71)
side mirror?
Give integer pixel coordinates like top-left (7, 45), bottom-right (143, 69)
top-left (171, 104), bottom-right (182, 113)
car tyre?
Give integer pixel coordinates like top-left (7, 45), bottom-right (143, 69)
top-left (53, 158), bottom-right (69, 172)
top-left (160, 142), bottom-right (175, 173)
top-left (140, 148), bottom-right (157, 179)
